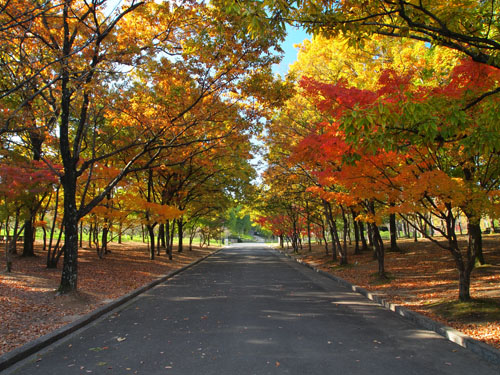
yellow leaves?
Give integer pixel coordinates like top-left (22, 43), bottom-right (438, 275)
top-left (356, 212), bottom-right (382, 225)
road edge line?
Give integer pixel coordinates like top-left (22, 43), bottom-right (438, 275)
top-left (273, 247), bottom-right (500, 367)
top-left (0, 248), bottom-right (223, 372)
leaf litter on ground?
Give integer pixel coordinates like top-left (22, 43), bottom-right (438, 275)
top-left (0, 241), bottom-right (216, 356)
top-left (282, 234), bottom-right (500, 350)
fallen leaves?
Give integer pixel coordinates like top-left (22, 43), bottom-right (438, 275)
top-left (0, 241), bottom-right (216, 356)
top-left (287, 234), bottom-right (500, 350)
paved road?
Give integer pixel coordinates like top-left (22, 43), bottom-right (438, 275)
top-left (5, 244), bottom-right (499, 374)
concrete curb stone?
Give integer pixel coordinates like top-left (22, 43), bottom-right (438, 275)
top-left (273, 247), bottom-right (500, 366)
top-left (0, 248), bottom-right (222, 372)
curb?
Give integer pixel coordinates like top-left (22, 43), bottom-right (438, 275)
top-left (273, 248), bottom-right (500, 366)
top-left (0, 248), bottom-right (223, 372)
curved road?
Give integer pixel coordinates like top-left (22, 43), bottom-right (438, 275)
top-left (5, 244), bottom-right (499, 374)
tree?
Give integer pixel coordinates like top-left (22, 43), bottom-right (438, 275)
top-left (300, 52), bottom-right (500, 300)
top-left (220, 0), bottom-right (500, 72)
top-left (0, 0), bottom-right (282, 293)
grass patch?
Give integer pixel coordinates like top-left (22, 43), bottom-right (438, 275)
top-left (369, 272), bottom-right (395, 285)
top-left (474, 262), bottom-right (494, 269)
top-left (328, 262), bottom-right (356, 269)
top-left (427, 298), bottom-right (500, 323)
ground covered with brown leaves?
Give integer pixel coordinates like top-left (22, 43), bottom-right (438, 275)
top-left (283, 234), bottom-right (500, 350)
top-left (0, 241), bottom-right (217, 356)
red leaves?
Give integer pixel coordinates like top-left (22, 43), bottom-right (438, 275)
top-left (300, 76), bottom-right (379, 117)
top-left (437, 58), bottom-right (500, 99)
top-left (0, 160), bottom-right (58, 199)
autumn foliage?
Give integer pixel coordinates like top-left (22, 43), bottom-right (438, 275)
top-left (257, 33), bottom-right (500, 302)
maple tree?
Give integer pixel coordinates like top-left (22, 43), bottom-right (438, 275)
top-left (295, 36), bottom-right (500, 300)
top-left (253, 30), bottom-right (500, 301)
top-left (0, 156), bottom-right (57, 271)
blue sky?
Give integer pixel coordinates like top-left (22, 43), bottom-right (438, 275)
top-left (273, 26), bottom-right (311, 76)
top-left (251, 27), bottom-right (311, 183)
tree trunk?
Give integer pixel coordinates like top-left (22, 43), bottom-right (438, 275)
top-left (371, 223), bottom-right (386, 278)
top-left (22, 218), bottom-right (35, 257)
top-left (59, 180), bottom-right (80, 293)
top-left (468, 221), bottom-right (484, 265)
top-left (321, 224), bottom-right (329, 255)
top-left (368, 202), bottom-right (385, 278)
top-left (147, 225), bottom-right (155, 260)
top-left (47, 188), bottom-right (62, 268)
top-left (4, 218), bottom-right (12, 272)
top-left (339, 206), bottom-right (348, 265)
top-left (178, 217), bottom-right (184, 253)
top-left (88, 222), bottom-right (93, 248)
top-left (170, 219), bottom-right (176, 253)
top-left (306, 201), bottom-right (312, 252)
top-left (458, 266), bottom-right (471, 301)
top-left (358, 221), bottom-right (368, 251)
top-left (99, 226), bottom-right (109, 258)
top-left (331, 220), bottom-right (342, 262)
top-left (42, 226), bottom-right (47, 251)
top-left (389, 213), bottom-right (400, 252)
top-left (159, 224), bottom-right (166, 249)
top-left (79, 221), bottom-right (83, 248)
top-left (165, 220), bottom-right (172, 259)
top-left (9, 211), bottom-right (20, 255)
top-left (322, 200), bottom-right (338, 261)
top-left (351, 209), bottom-right (361, 255)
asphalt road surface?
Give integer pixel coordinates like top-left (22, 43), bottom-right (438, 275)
top-left (5, 243), bottom-right (499, 374)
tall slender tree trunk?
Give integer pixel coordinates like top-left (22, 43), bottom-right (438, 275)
top-left (389, 212), bottom-right (400, 252)
top-left (306, 201), bottom-right (312, 252)
top-left (165, 220), bottom-right (172, 259)
top-left (358, 221), bottom-right (368, 251)
top-left (367, 222), bottom-right (374, 250)
top-left (367, 202), bottom-right (385, 278)
top-left (322, 200), bottom-right (338, 261)
top-left (79, 221), bottom-right (83, 248)
top-left (118, 223), bottom-right (122, 244)
top-left (371, 223), bottom-right (386, 278)
top-left (177, 217), bottom-right (184, 253)
top-left (147, 225), bottom-right (155, 260)
top-left (159, 224), bottom-right (166, 249)
top-left (170, 219), bottom-right (176, 253)
top-left (4, 218), bottom-right (12, 272)
top-left (351, 209), bottom-right (361, 255)
top-left (321, 224), bottom-right (329, 255)
top-left (339, 206), bottom-right (348, 265)
top-left (59, 171), bottom-right (80, 293)
top-left (23, 127), bottom-right (44, 257)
